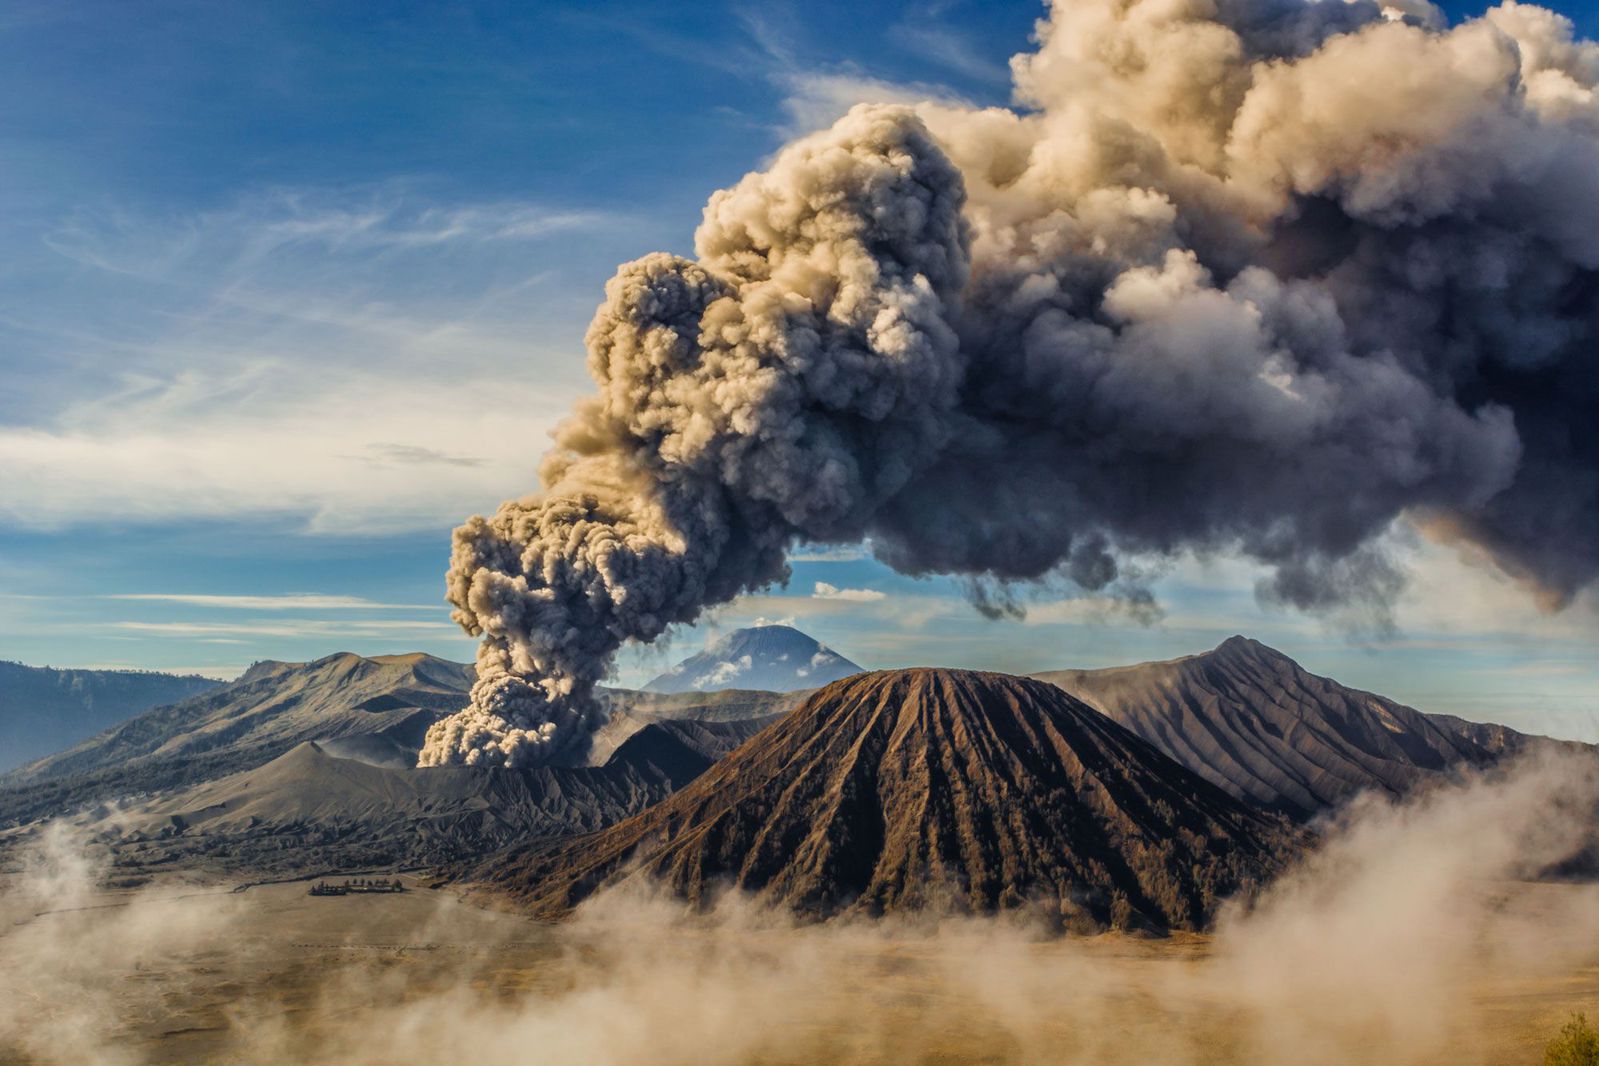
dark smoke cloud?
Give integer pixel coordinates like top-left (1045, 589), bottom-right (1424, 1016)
top-left (422, 0), bottom-right (1599, 766)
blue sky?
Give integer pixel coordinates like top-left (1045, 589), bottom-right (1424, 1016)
top-left (3, 0), bottom-right (1597, 740)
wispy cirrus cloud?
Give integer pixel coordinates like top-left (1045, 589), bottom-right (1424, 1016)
top-left (43, 187), bottom-right (622, 277)
top-left (718, 590), bottom-right (959, 631)
top-left (1, 183), bottom-right (618, 534)
top-left (353, 444), bottom-right (486, 469)
top-left (888, 20), bottom-right (1012, 86)
top-left (772, 70), bottom-right (971, 136)
top-left (788, 542), bottom-right (871, 563)
top-left (0, 372), bottom-right (573, 533)
top-left (105, 593), bottom-right (437, 611)
top-left (733, 6), bottom-right (972, 136)
top-left (107, 619), bottom-right (456, 638)
top-left (811, 581), bottom-right (886, 602)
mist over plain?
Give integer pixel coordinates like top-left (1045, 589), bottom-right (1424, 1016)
top-left (2, 750), bottom-right (1598, 1064)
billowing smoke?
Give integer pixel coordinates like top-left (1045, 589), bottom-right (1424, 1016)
top-left (421, 0), bottom-right (1599, 767)
top-left (420, 108), bottom-right (968, 766)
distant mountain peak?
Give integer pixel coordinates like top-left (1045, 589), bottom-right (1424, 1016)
top-left (241, 651), bottom-right (465, 685)
top-left (1033, 637), bottom-right (1534, 818)
top-left (367, 652), bottom-right (441, 667)
top-left (1209, 634), bottom-right (1284, 663)
top-left (644, 624), bottom-right (861, 694)
top-left (1215, 633), bottom-right (1279, 653)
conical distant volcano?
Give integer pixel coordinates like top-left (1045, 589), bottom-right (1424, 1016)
top-left (482, 668), bottom-right (1295, 932)
top-left (644, 624), bottom-right (860, 693)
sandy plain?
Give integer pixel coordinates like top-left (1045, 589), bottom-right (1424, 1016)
top-left (5, 873), bottom-right (1598, 1065)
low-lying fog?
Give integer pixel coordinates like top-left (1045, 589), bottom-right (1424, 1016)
top-left (5, 750), bottom-right (1599, 1065)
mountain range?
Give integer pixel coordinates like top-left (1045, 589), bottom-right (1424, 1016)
top-left (0, 642), bottom-right (796, 876)
top-left (0, 628), bottom-right (1570, 914)
top-left (1034, 636), bottom-right (1533, 819)
top-left (0, 661), bottom-right (220, 774)
top-left (0, 652), bottom-right (474, 827)
top-left (0, 647), bottom-right (795, 833)
top-left (4, 629), bottom-right (829, 795)
top-left (76, 717), bottom-right (773, 877)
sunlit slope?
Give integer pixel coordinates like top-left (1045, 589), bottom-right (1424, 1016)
top-left (1035, 636), bottom-right (1534, 819)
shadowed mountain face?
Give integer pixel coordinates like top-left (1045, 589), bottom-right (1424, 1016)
top-left (589, 687), bottom-right (806, 764)
top-left (480, 669), bottom-right (1295, 932)
top-left (4, 652), bottom-right (472, 788)
top-left (34, 717), bottom-right (777, 878)
top-left (0, 662), bottom-right (221, 774)
top-left (1034, 636), bottom-right (1534, 820)
top-left (0, 652), bottom-right (792, 831)
top-left (644, 625), bottom-right (861, 694)
top-left (0, 653), bottom-right (474, 830)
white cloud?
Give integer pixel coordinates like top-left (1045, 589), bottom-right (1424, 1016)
top-left (725, 593), bottom-right (958, 630)
top-left (0, 377), bottom-right (570, 533)
top-left (812, 582), bottom-right (886, 603)
top-left (1394, 535), bottom-right (1599, 640)
top-left (1, 184), bottom-right (621, 534)
top-left (105, 593), bottom-right (436, 611)
top-left (732, 8), bottom-right (972, 138)
top-left (789, 542), bottom-right (871, 563)
top-left (702, 654), bottom-right (752, 687)
top-left (106, 619), bottom-right (456, 638)
top-left (889, 22), bottom-right (1012, 85)
top-left (44, 187), bottom-right (621, 273)
top-left (775, 71), bottom-right (970, 135)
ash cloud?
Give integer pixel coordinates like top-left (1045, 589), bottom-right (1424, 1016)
top-left (422, 0), bottom-right (1599, 767)
top-left (420, 108), bottom-right (968, 766)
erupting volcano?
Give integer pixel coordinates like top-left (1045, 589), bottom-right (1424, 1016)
top-left (481, 668), bottom-right (1297, 931)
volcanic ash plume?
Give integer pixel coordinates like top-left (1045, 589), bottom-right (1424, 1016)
top-left (421, 0), bottom-right (1599, 767)
top-left (419, 109), bottom-right (968, 766)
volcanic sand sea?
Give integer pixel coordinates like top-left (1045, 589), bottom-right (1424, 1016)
top-left (5, 875), bottom-right (1599, 1065)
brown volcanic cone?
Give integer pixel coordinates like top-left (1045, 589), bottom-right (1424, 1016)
top-left (479, 669), bottom-right (1295, 932)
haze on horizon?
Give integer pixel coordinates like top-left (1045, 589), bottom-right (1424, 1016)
top-left (0, 0), bottom-right (1596, 746)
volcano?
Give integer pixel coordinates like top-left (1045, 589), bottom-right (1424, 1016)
top-left (480, 669), bottom-right (1295, 932)
top-left (644, 624), bottom-right (861, 694)
top-left (1035, 636), bottom-right (1534, 819)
